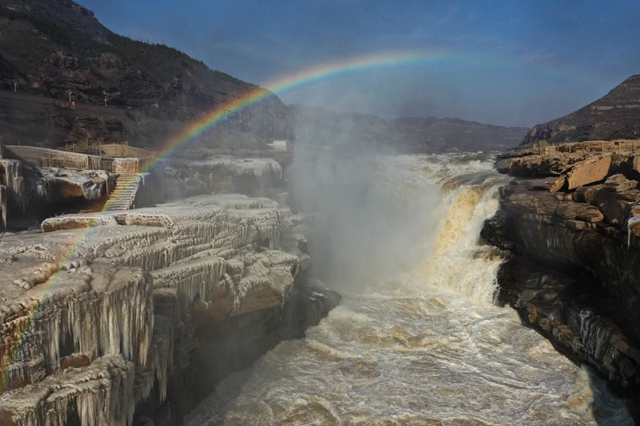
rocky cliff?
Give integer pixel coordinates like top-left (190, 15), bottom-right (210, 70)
top-left (522, 74), bottom-right (640, 146)
top-left (482, 144), bottom-right (640, 416)
top-left (0, 188), bottom-right (339, 425)
top-left (0, 157), bottom-right (117, 229)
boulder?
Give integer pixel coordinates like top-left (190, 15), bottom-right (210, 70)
top-left (603, 173), bottom-right (639, 192)
top-left (574, 185), bottom-right (600, 203)
top-left (566, 155), bottom-right (611, 190)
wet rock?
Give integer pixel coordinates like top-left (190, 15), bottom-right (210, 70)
top-left (496, 255), bottom-right (640, 386)
top-left (485, 147), bottom-right (640, 399)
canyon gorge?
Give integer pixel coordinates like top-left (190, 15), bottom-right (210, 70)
top-left (3, 146), bottom-right (640, 425)
top-left (1, 0), bottom-right (640, 424)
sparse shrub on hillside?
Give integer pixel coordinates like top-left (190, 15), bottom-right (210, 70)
top-left (0, 7), bottom-right (241, 86)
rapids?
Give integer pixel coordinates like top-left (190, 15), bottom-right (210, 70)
top-left (185, 153), bottom-right (633, 425)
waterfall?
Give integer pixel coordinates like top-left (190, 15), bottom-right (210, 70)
top-left (185, 153), bottom-right (633, 426)
top-left (413, 155), bottom-right (507, 304)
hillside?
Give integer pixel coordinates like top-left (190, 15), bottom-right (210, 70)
top-left (522, 74), bottom-right (640, 146)
top-left (0, 0), bottom-right (529, 154)
top-left (0, 0), bottom-right (292, 150)
top-left (290, 105), bottom-right (529, 154)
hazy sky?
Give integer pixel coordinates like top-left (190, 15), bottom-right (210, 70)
top-left (76, 0), bottom-right (640, 128)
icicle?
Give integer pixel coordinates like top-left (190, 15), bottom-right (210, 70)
top-left (627, 214), bottom-right (640, 248)
top-left (151, 256), bottom-right (226, 308)
top-left (141, 315), bottom-right (174, 404)
top-left (0, 184), bottom-right (6, 228)
top-left (2, 356), bottom-right (136, 426)
top-left (97, 268), bottom-right (153, 367)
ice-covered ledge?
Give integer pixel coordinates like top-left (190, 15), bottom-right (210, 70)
top-left (0, 193), bottom-right (339, 426)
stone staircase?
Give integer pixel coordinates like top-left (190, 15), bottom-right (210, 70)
top-left (102, 173), bottom-right (144, 211)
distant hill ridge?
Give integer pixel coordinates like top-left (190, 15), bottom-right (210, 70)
top-left (290, 105), bottom-right (529, 153)
top-left (522, 74), bottom-right (640, 146)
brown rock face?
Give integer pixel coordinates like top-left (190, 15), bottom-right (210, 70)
top-left (566, 155), bottom-right (612, 189)
top-left (483, 148), bottom-right (640, 399)
top-left (495, 255), bottom-right (640, 386)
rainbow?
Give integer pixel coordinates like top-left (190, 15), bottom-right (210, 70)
top-left (1, 50), bottom-right (437, 395)
top-left (143, 50), bottom-right (433, 173)
top-left (0, 46), bottom-right (592, 394)
top-left (134, 48), bottom-right (595, 175)
top-left (1, 47), bottom-right (580, 395)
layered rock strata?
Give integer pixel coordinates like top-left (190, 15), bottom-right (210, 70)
top-left (483, 148), bottom-right (640, 408)
top-left (0, 192), bottom-right (339, 425)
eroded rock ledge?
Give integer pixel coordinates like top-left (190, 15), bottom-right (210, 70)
top-left (0, 193), bottom-right (340, 426)
top-left (482, 148), bottom-right (640, 413)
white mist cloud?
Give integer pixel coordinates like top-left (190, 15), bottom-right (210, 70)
top-left (290, 133), bottom-right (441, 289)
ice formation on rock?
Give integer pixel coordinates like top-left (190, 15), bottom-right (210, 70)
top-left (0, 261), bottom-right (152, 391)
top-left (162, 157), bottom-right (284, 199)
top-left (0, 190), bottom-right (313, 425)
top-left (0, 160), bottom-right (116, 227)
top-left (0, 355), bottom-right (135, 426)
top-left (1, 184), bottom-right (7, 228)
top-left (197, 158), bottom-right (282, 181)
top-left (1, 159), bottom-right (29, 213)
